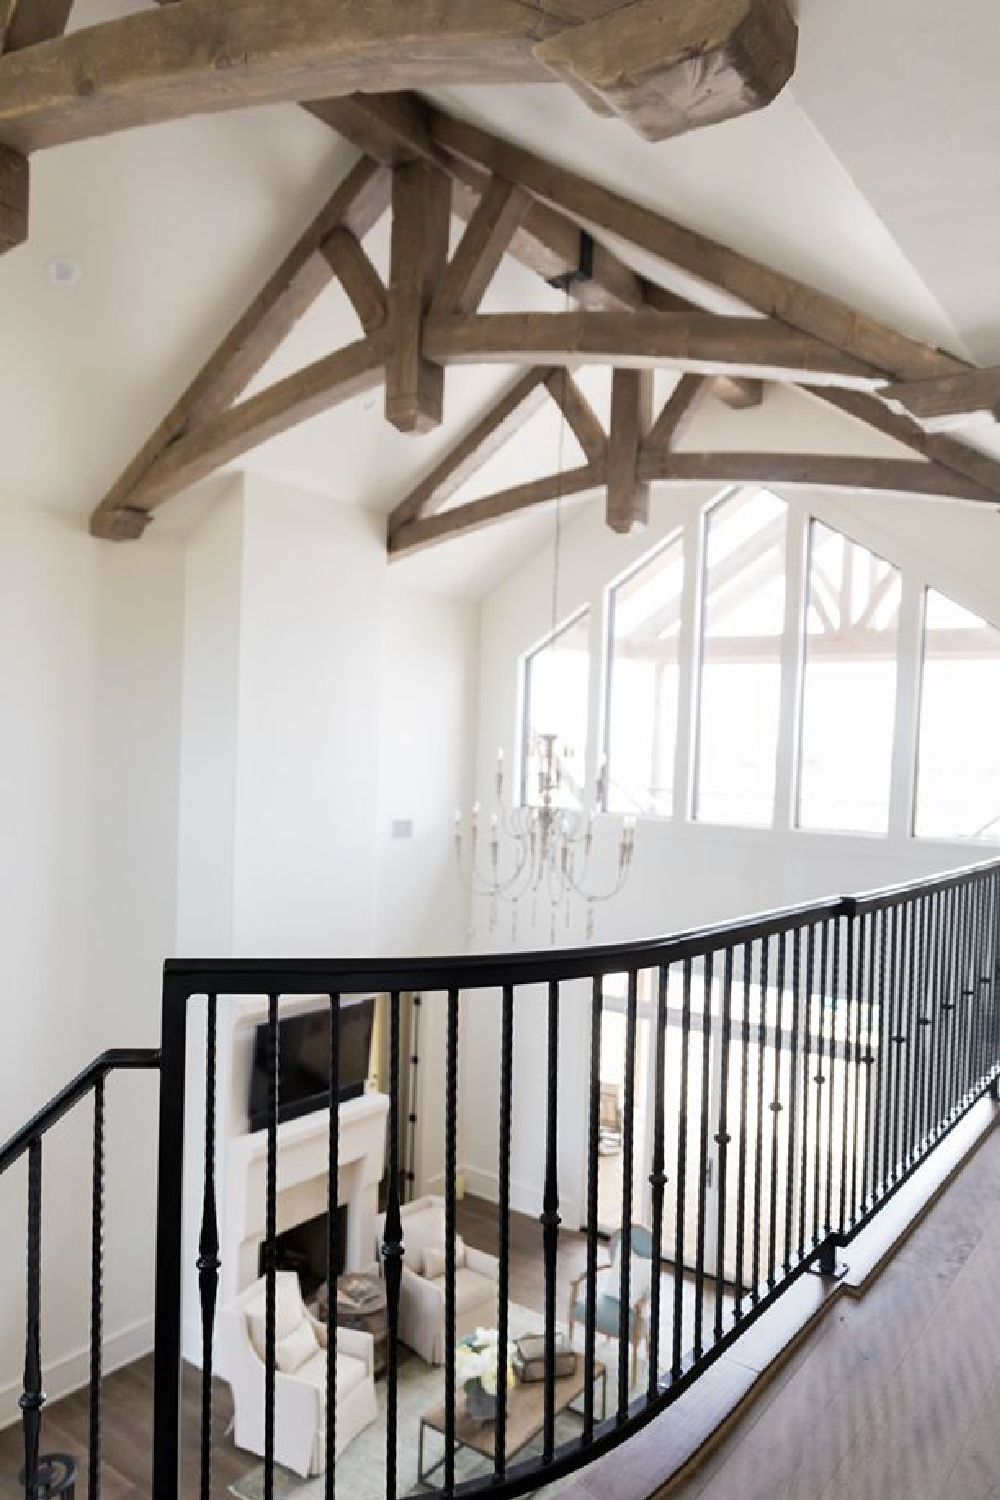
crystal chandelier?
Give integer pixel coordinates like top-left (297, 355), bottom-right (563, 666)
top-left (454, 733), bottom-right (636, 944)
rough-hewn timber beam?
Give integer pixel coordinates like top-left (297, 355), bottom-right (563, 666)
top-left (645, 375), bottom-right (707, 450)
top-left (431, 175), bottom-right (531, 317)
top-left (0, 1), bottom-right (557, 153)
top-left (881, 368), bottom-right (1000, 423)
top-left (98, 335), bottom-right (388, 537)
top-left (422, 312), bottom-right (880, 384)
top-left (713, 376), bottom-right (764, 409)
top-left (607, 369), bottom-right (653, 532)
top-left (308, 94), bottom-right (646, 312)
top-left (90, 154), bottom-right (390, 539)
top-left (385, 161), bottom-right (451, 434)
top-left (0, 142), bottom-right (27, 255)
top-left (321, 229), bottom-right (387, 334)
top-left (0, 0), bottom-right (795, 154)
top-left (392, 449), bottom-right (995, 560)
top-left (426, 109), bottom-right (967, 384)
top-left (3, 0), bottom-right (72, 53)
top-left (635, 452), bottom-right (993, 504)
top-left (544, 371), bottom-right (607, 465)
top-left (535, 0), bottom-right (797, 142)
top-left (798, 387), bottom-right (1000, 506)
top-left (390, 463), bottom-right (604, 556)
top-left (388, 368), bottom-right (553, 540)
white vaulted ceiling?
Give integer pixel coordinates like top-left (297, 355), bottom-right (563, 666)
top-left (2, 0), bottom-right (1000, 596)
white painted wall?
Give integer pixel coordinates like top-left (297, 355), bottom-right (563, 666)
top-left (174, 475), bottom-right (479, 1356)
top-left (0, 502), bottom-right (184, 1427)
top-left (461, 387), bottom-right (1000, 1229)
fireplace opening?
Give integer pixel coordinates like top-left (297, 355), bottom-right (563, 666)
top-left (260, 1206), bottom-right (348, 1300)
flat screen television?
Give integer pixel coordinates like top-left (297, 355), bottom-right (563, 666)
top-left (248, 997), bottom-right (375, 1134)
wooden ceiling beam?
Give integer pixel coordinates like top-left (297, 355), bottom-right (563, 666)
top-left (798, 387), bottom-right (1000, 506)
top-left (0, 142), bottom-right (27, 255)
top-left (390, 463), bottom-right (604, 556)
top-left (881, 368), bottom-right (1000, 422)
top-left (645, 374), bottom-right (707, 450)
top-left (90, 154), bottom-right (389, 538)
top-left (607, 368), bottom-right (653, 531)
top-left (544, 370), bottom-right (608, 464)
top-left (0, 1), bottom-right (556, 154)
top-left (385, 161), bottom-right (451, 434)
top-left (535, 0), bottom-right (797, 142)
top-left (426, 108), bottom-right (967, 384)
top-left (320, 229), bottom-right (387, 334)
top-left (0, 0), bottom-right (20, 50)
top-left (307, 94), bottom-right (646, 311)
top-left (0, 0), bottom-right (797, 155)
top-left (3, 0), bottom-right (72, 53)
top-left (635, 452), bottom-right (994, 504)
top-left (432, 175), bottom-right (531, 317)
top-left (713, 376), bottom-right (765, 409)
top-left (388, 368), bottom-right (553, 539)
top-left (96, 336), bottom-right (388, 537)
top-left (422, 311), bottom-right (880, 384)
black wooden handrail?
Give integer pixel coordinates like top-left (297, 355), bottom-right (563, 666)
top-left (0, 1048), bottom-right (160, 1176)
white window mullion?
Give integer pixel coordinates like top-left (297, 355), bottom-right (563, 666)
top-left (673, 509), bottom-right (704, 822)
top-left (888, 576), bottom-right (924, 840)
top-left (774, 503), bottom-right (809, 833)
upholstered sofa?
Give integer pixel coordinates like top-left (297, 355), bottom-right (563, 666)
top-left (375, 1194), bottom-right (499, 1366)
top-left (219, 1271), bottom-right (377, 1478)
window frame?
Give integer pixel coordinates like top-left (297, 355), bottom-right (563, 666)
top-left (519, 605), bottom-right (591, 808)
top-left (601, 527), bottom-right (686, 817)
top-left (793, 517), bottom-right (903, 838)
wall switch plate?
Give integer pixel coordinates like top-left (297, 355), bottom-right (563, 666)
top-left (391, 819), bottom-right (414, 840)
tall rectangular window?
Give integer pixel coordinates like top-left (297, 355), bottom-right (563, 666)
top-left (695, 489), bottom-right (788, 826)
top-left (604, 532), bottom-right (685, 815)
top-left (520, 610), bottom-right (590, 807)
top-left (915, 590), bottom-right (1000, 840)
top-left (797, 522), bottom-right (900, 834)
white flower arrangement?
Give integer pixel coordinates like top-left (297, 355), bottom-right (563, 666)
top-left (455, 1327), bottom-right (516, 1396)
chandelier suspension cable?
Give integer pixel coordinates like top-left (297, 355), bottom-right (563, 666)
top-left (452, 282), bottom-right (636, 944)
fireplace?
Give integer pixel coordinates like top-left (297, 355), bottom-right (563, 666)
top-left (261, 1206), bottom-right (348, 1299)
top-left (221, 1091), bottom-right (390, 1316)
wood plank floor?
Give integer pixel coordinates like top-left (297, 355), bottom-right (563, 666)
top-left (657, 1119), bottom-right (1000, 1500)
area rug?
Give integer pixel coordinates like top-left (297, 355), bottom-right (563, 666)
top-left (231, 1304), bottom-right (641, 1500)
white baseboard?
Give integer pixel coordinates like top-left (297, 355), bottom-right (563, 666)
top-left (461, 1164), bottom-right (582, 1230)
top-left (0, 1314), bottom-right (155, 1432)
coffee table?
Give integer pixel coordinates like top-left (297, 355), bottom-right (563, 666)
top-left (417, 1358), bottom-right (607, 1488)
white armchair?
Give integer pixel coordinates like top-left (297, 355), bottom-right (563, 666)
top-left (219, 1271), bottom-right (377, 1478)
top-left (375, 1195), bottom-right (499, 1366)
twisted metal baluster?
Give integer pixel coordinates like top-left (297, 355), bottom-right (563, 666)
top-left (263, 996), bottom-right (279, 1500)
top-left (495, 985), bottom-right (514, 1478)
top-left (384, 993), bottom-right (404, 1500)
top-left (325, 995), bottom-right (341, 1500)
top-left (21, 1138), bottom-right (44, 1500)
top-left (583, 976), bottom-right (602, 1438)
top-left (198, 997), bottom-right (221, 1500)
top-left (89, 1078), bottom-right (105, 1500)
top-left (648, 965), bottom-right (668, 1396)
top-left (542, 978), bottom-right (562, 1456)
top-left (444, 989), bottom-right (459, 1497)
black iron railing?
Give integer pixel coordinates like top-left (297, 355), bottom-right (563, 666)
top-left (0, 1049), bottom-right (160, 1500)
top-left (5, 856), bottom-right (1000, 1500)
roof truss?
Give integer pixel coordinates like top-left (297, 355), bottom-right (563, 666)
top-left (45, 90), bottom-right (1000, 548)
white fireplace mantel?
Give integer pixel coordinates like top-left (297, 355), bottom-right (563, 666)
top-left (223, 1091), bottom-right (389, 1306)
